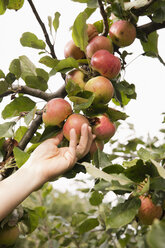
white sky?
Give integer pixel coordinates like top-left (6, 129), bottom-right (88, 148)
top-left (0, 0), bottom-right (165, 143)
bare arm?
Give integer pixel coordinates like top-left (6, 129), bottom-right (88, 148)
top-left (0, 124), bottom-right (94, 221)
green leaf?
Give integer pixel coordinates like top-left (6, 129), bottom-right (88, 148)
top-left (141, 32), bottom-right (158, 55)
top-left (71, 91), bottom-right (95, 111)
top-left (54, 57), bottom-right (79, 72)
top-left (0, 121), bottom-right (16, 138)
top-left (9, 59), bottom-right (21, 79)
top-left (7, 0), bottom-right (24, 10)
top-left (0, 69), bottom-right (5, 78)
top-left (147, 219), bottom-right (165, 248)
top-left (20, 32), bottom-right (46, 50)
top-left (14, 126), bottom-right (28, 142)
top-left (89, 191), bottom-right (104, 206)
top-left (83, 162), bottom-right (133, 185)
top-left (152, 2), bottom-right (165, 23)
top-left (150, 159), bottom-right (165, 179)
top-left (24, 106), bottom-right (37, 126)
top-left (72, 8), bottom-right (96, 51)
top-left (0, 0), bottom-right (8, 15)
top-left (79, 218), bottom-right (99, 234)
top-left (25, 208), bottom-right (39, 233)
top-left (137, 147), bottom-right (152, 161)
top-left (107, 197), bottom-right (141, 228)
top-left (0, 80), bottom-right (8, 94)
top-left (2, 96), bottom-right (35, 119)
top-left (19, 55), bottom-right (36, 80)
top-left (53, 12), bottom-right (61, 32)
top-left (106, 107), bottom-right (129, 122)
top-left (39, 126), bottom-right (61, 143)
top-left (39, 56), bottom-right (59, 68)
top-left (5, 72), bottom-right (16, 85)
top-left (13, 146), bottom-right (30, 168)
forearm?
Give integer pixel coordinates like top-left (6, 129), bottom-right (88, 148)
top-left (0, 163), bottom-right (42, 222)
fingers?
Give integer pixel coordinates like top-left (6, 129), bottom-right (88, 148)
top-left (76, 123), bottom-right (95, 160)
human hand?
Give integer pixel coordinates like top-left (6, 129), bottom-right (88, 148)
top-left (25, 123), bottom-right (95, 188)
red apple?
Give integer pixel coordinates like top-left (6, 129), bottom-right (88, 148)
top-left (86, 35), bottom-right (114, 58)
top-left (42, 98), bottom-right (72, 127)
top-left (109, 20), bottom-right (136, 47)
top-left (64, 40), bottom-right (85, 60)
top-left (137, 195), bottom-right (163, 225)
top-left (84, 76), bottom-right (114, 104)
top-left (0, 225), bottom-right (20, 246)
top-left (87, 23), bottom-right (99, 42)
top-left (92, 114), bottom-right (116, 141)
top-left (91, 49), bottom-right (121, 79)
top-left (63, 113), bottom-right (90, 141)
top-left (66, 69), bottom-right (86, 89)
top-left (90, 139), bottom-right (104, 158)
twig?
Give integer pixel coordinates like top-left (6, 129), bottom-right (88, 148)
top-left (98, 0), bottom-right (109, 37)
top-left (0, 85), bottom-right (66, 102)
top-left (27, 0), bottom-right (56, 59)
top-left (137, 21), bottom-right (165, 37)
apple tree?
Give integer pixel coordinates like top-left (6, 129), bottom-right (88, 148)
top-left (0, 0), bottom-right (165, 247)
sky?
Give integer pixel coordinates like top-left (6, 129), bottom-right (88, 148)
top-left (0, 0), bottom-right (164, 194)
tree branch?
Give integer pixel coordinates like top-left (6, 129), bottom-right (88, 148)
top-left (98, 0), bottom-right (109, 37)
top-left (27, 0), bottom-right (56, 59)
top-left (18, 85), bottom-right (67, 150)
top-left (0, 85), bottom-right (66, 102)
top-left (137, 21), bottom-right (165, 36)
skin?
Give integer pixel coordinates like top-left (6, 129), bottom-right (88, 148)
top-left (0, 124), bottom-right (95, 222)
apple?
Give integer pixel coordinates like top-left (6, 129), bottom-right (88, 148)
top-left (137, 195), bottom-right (163, 225)
top-left (63, 113), bottom-right (90, 141)
top-left (90, 139), bottom-right (104, 158)
top-left (42, 98), bottom-right (72, 126)
top-left (84, 76), bottom-right (114, 104)
top-left (92, 114), bottom-right (116, 141)
top-left (0, 225), bottom-right (20, 246)
top-left (65, 69), bottom-right (86, 89)
top-left (109, 20), bottom-right (136, 47)
top-left (87, 23), bottom-right (99, 42)
top-left (91, 49), bottom-right (121, 79)
top-left (86, 35), bottom-right (114, 58)
top-left (64, 40), bottom-right (85, 60)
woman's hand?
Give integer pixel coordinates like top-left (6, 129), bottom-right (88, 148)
top-left (26, 123), bottom-right (95, 186)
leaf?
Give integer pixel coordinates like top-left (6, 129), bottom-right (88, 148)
top-left (0, 69), bottom-right (5, 78)
top-left (151, 159), bottom-right (165, 179)
top-left (54, 57), bottom-right (79, 72)
top-left (19, 55), bottom-right (36, 80)
top-left (9, 59), bottom-right (21, 79)
top-left (24, 106), bottom-right (37, 126)
top-left (0, 80), bottom-right (8, 94)
top-left (137, 147), bottom-right (152, 161)
top-left (0, 0), bottom-right (8, 15)
top-left (152, 2), bottom-right (165, 23)
top-left (82, 162), bottom-right (133, 185)
top-left (78, 218), bottom-right (99, 234)
top-left (2, 96), bottom-right (35, 119)
top-left (141, 31), bottom-right (158, 55)
top-left (39, 126), bottom-right (61, 142)
top-left (20, 32), bottom-right (46, 50)
top-left (106, 107), bottom-right (129, 122)
top-left (146, 219), bottom-right (165, 248)
top-left (13, 146), bottom-right (30, 168)
top-left (14, 126), bottom-right (28, 142)
top-left (53, 12), bottom-right (61, 32)
top-left (71, 91), bottom-right (95, 111)
top-left (7, 0), bottom-right (24, 10)
top-left (72, 8), bottom-right (96, 51)
top-left (107, 197), bottom-right (141, 228)
top-left (39, 56), bottom-right (59, 68)
top-left (0, 121), bottom-right (16, 138)
top-left (89, 191), bottom-right (104, 206)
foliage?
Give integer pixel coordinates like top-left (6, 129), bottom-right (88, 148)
top-left (0, 0), bottom-right (165, 247)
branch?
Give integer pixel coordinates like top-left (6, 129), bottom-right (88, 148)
top-left (27, 0), bottom-right (56, 59)
top-left (0, 85), bottom-right (66, 102)
top-left (137, 21), bottom-right (165, 36)
top-left (18, 85), bottom-right (67, 150)
top-left (98, 0), bottom-right (109, 36)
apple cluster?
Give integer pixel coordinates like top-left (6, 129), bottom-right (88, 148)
top-left (42, 20), bottom-right (137, 158)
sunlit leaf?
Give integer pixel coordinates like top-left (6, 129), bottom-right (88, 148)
top-left (9, 59), bottom-right (21, 79)
top-left (7, 0), bottom-right (24, 10)
top-left (0, 121), bottom-right (16, 138)
top-left (13, 146), bottom-right (30, 168)
top-left (53, 12), bottom-right (61, 32)
top-left (79, 218), bottom-right (99, 234)
top-left (20, 32), bottom-right (46, 50)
